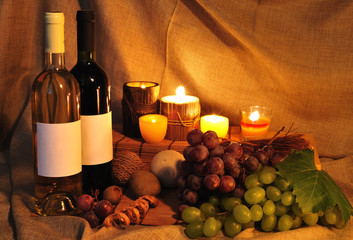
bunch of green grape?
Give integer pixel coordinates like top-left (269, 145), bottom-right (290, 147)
top-left (181, 165), bottom-right (345, 238)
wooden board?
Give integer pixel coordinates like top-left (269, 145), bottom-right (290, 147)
top-left (113, 126), bottom-right (321, 226)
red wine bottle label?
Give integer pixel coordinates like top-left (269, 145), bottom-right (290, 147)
top-left (36, 121), bottom-right (82, 177)
top-left (81, 111), bottom-right (113, 165)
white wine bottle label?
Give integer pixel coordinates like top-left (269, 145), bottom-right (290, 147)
top-left (37, 121), bottom-right (82, 177)
top-left (81, 111), bottom-right (113, 165)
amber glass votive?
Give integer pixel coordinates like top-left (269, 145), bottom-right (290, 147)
top-left (122, 81), bottom-right (160, 138)
top-left (240, 106), bottom-right (271, 140)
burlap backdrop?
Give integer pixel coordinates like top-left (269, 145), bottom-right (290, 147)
top-left (0, 0), bottom-right (352, 239)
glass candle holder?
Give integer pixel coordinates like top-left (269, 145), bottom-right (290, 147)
top-left (139, 114), bottom-right (168, 144)
top-left (240, 106), bottom-right (271, 140)
top-left (122, 81), bottom-right (160, 138)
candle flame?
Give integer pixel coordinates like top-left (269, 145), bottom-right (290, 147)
top-left (141, 84), bottom-right (146, 89)
top-left (176, 86), bottom-right (185, 97)
top-left (208, 115), bottom-right (220, 123)
top-left (152, 119), bottom-right (156, 123)
top-left (249, 111), bottom-right (260, 121)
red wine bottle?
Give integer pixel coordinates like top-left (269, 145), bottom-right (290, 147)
top-left (71, 10), bottom-right (113, 198)
top-left (31, 12), bottom-right (82, 216)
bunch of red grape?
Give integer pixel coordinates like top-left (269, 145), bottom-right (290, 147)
top-left (178, 129), bottom-right (284, 206)
top-left (76, 185), bottom-right (123, 228)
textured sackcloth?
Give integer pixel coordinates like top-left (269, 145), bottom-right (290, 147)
top-left (0, 0), bottom-right (352, 239)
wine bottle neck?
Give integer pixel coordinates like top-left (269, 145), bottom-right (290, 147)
top-left (45, 52), bottom-right (66, 70)
top-left (78, 50), bottom-right (96, 63)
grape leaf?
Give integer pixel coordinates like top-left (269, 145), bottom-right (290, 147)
top-left (276, 149), bottom-right (353, 224)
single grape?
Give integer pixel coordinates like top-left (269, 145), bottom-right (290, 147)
top-left (266, 186), bottom-right (281, 202)
top-left (325, 206), bottom-right (339, 225)
top-left (275, 202), bottom-right (290, 216)
top-left (230, 184), bottom-right (245, 199)
top-left (193, 161), bottom-right (207, 177)
top-left (202, 131), bottom-right (219, 150)
top-left (319, 215), bottom-right (330, 226)
top-left (242, 220), bottom-right (255, 229)
top-left (291, 202), bottom-right (304, 217)
top-left (177, 176), bottom-right (187, 190)
top-left (223, 215), bottom-right (242, 237)
top-left (263, 145), bottom-right (275, 159)
top-left (185, 221), bottom-right (204, 239)
top-left (263, 200), bottom-right (275, 216)
top-left (292, 215), bottom-right (303, 229)
top-left (182, 206), bottom-right (202, 223)
top-left (94, 200), bottom-right (114, 220)
top-left (183, 146), bottom-right (194, 161)
top-left (200, 202), bottom-right (217, 217)
top-left (280, 191), bottom-right (294, 206)
top-left (226, 142), bottom-right (243, 159)
top-left (274, 176), bottom-right (291, 192)
top-left (277, 214), bottom-right (293, 231)
top-left (334, 207), bottom-right (345, 229)
top-left (102, 185), bottom-right (123, 205)
top-left (187, 174), bottom-right (203, 191)
top-left (222, 153), bottom-right (237, 170)
top-left (233, 204), bottom-right (252, 224)
top-left (221, 197), bottom-right (242, 212)
top-left (182, 189), bottom-right (198, 205)
top-left (219, 175), bottom-right (236, 193)
top-left (206, 157), bottom-right (224, 175)
top-left (244, 156), bottom-right (259, 172)
top-left (203, 217), bottom-right (220, 237)
top-left (190, 145), bottom-right (209, 162)
top-left (81, 210), bottom-right (100, 228)
top-left (318, 210), bottom-right (325, 217)
top-left (259, 166), bottom-right (277, 184)
top-left (203, 174), bottom-right (220, 191)
top-left (209, 144), bottom-right (224, 158)
top-left (77, 194), bottom-right (94, 213)
top-left (254, 149), bottom-right (270, 165)
top-left (179, 160), bottom-right (194, 177)
top-left (270, 152), bottom-right (284, 166)
top-left (228, 165), bottom-right (242, 179)
top-left (244, 174), bottom-right (263, 189)
top-left (187, 129), bottom-right (204, 146)
top-left (244, 186), bottom-right (266, 205)
top-left (302, 213), bottom-right (319, 226)
top-left (177, 204), bottom-right (190, 220)
top-left (261, 214), bottom-right (277, 232)
top-left (208, 195), bottom-right (220, 208)
top-left (250, 204), bottom-right (263, 222)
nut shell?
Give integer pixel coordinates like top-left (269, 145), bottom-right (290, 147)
top-left (128, 170), bottom-right (161, 198)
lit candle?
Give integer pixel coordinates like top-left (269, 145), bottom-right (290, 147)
top-left (240, 106), bottom-right (271, 140)
top-left (139, 114), bottom-right (168, 144)
top-left (200, 115), bottom-right (229, 138)
top-left (160, 86), bottom-right (200, 141)
top-left (122, 81), bottom-right (160, 138)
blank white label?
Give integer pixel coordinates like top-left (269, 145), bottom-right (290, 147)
top-left (37, 121), bottom-right (82, 177)
top-left (81, 111), bottom-right (113, 165)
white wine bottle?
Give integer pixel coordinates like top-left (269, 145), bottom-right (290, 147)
top-left (71, 10), bottom-right (113, 198)
top-left (31, 11), bottom-right (82, 216)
